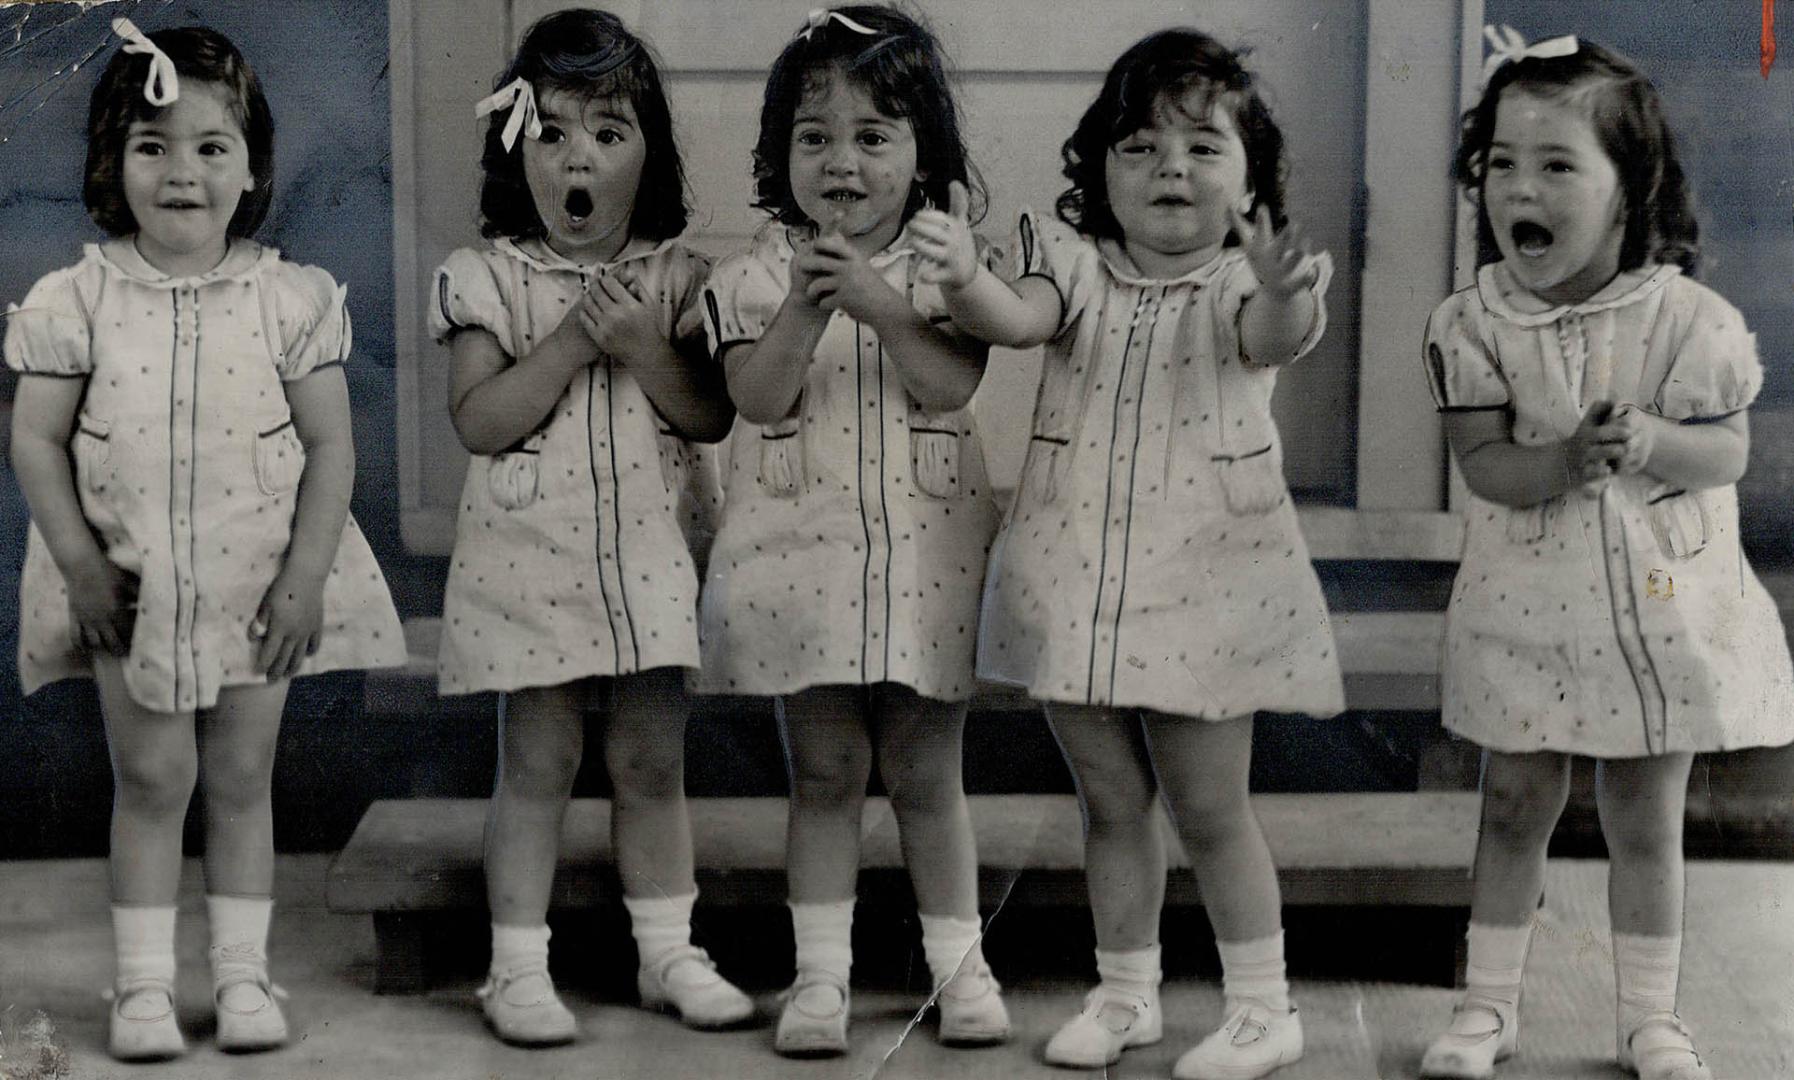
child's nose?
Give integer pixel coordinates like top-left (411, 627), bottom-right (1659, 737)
top-left (1155, 150), bottom-right (1191, 178)
top-left (823, 145), bottom-right (858, 176)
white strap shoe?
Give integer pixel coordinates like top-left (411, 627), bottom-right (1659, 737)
top-left (1173, 1000), bottom-right (1304, 1080)
top-left (1420, 1000), bottom-right (1518, 1079)
top-left (1043, 984), bottom-right (1162, 1068)
top-left (477, 963), bottom-right (578, 1046)
top-left (1620, 1012), bottom-right (1712, 1080)
top-left (637, 944), bottom-right (755, 1029)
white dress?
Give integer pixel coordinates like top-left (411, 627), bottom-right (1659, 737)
top-left (1426, 262), bottom-right (1794, 756)
top-left (429, 236), bottom-right (721, 695)
top-left (6, 240), bottom-right (405, 713)
top-left (698, 225), bottom-right (1000, 701)
top-left (977, 212), bottom-right (1345, 719)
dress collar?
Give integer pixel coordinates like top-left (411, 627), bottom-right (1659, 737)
top-left (1476, 261), bottom-right (1682, 326)
top-left (1093, 237), bottom-right (1244, 288)
top-left (93, 238), bottom-right (274, 288)
top-left (495, 234), bottom-right (671, 274)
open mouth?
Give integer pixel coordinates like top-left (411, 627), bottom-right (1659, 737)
top-left (823, 188), bottom-right (865, 204)
top-left (159, 199), bottom-right (204, 210)
top-left (564, 188), bottom-right (593, 224)
top-left (1511, 221), bottom-right (1553, 258)
top-left (1151, 195), bottom-right (1193, 207)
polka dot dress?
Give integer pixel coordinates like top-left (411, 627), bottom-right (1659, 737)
top-left (697, 225), bottom-right (1000, 702)
top-left (976, 212), bottom-right (1344, 720)
top-left (428, 237), bottom-right (721, 694)
top-left (7, 240), bottom-right (406, 713)
top-left (1425, 262), bottom-right (1794, 756)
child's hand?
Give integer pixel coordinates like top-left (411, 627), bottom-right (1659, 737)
top-left (1565, 400), bottom-right (1626, 486)
top-left (1230, 205), bottom-right (1316, 298)
top-left (67, 556), bottom-right (136, 656)
top-left (251, 569), bottom-right (324, 680)
top-left (1597, 404), bottom-right (1656, 475)
top-left (797, 231), bottom-right (905, 326)
top-left (577, 270), bottom-right (669, 369)
top-left (909, 180), bottom-right (978, 289)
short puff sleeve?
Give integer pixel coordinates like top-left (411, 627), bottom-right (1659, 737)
top-left (266, 262), bottom-right (352, 381)
top-left (1423, 291), bottom-right (1510, 411)
top-left (1217, 249), bottom-right (1334, 365)
top-left (4, 264), bottom-right (94, 377)
top-left (702, 241), bottom-right (787, 359)
top-left (1011, 209), bottom-right (1095, 335)
top-left (660, 245), bottom-right (714, 351)
top-left (429, 247), bottom-right (513, 349)
top-left (1653, 285), bottom-right (1762, 421)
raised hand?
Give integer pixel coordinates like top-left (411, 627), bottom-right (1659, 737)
top-left (910, 180), bottom-right (978, 288)
top-left (1565, 400), bottom-right (1627, 486)
top-left (577, 269), bottom-right (670, 368)
top-left (1229, 204), bottom-right (1315, 297)
top-left (1597, 403), bottom-right (1657, 475)
top-left (795, 229), bottom-right (906, 326)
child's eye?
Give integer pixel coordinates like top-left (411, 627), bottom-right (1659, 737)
top-left (131, 139), bottom-right (166, 157)
top-left (199, 141), bottom-right (231, 157)
top-left (1486, 154), bottom-right (1514, 172)
top-left (537, 125), bottom-right (566, 145)
top-left (596, 127), bottom-right (626, 146)
top-left (795, 130), bottom-right (826, 148)
top-left (1544, 159), bottom-right (1575, 174)
top-left (1117, 141), bottom-right (1154, 156)
top-left (858, 131), bottom-right (889, 149)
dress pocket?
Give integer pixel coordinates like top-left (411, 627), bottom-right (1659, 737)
top-left (1505, 499), bottom-right (1557, 544)
top-left (909, 411), bottom-right (962, 499)
top-left (1024, 434), bottom-right (1069, 503)
top-left (757, 416), bottom-right (805, 498)
top-left (486, 432), bottom-right (544, 511)
top-left (1213, 445), bottom-right (1286, 516)
top-left (252, 420), bottom-right (306, 497)
top-left (71, 414), bottom-right (113, 496)
top-left (1646, 485), bottom-right (1710, 559)
top-left (657, 428), bottom-right (691, 495)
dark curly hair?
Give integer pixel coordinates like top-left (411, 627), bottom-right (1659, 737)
top-left (1058, 29), bottom-right (1287, 244)
top-left (84, 25), bottom-right (274, 238)
top-left (750, 5), bottom-right (984, 228)
top-left (478, 9), bottom-right (689, 243)
top-left (1457, 39), bottom-right (1698, 273)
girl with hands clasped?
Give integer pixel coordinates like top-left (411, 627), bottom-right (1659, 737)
top-left (432, 9), bottom-right (749, 1047)
top-left (6, 22), bottom-right (404, 1061)
top-left (927, 30), bottom-right (1343, 1079)
top-left (700, 6), bottom-right (1008, 1057)
top-left (1417, 32), bottom-right (1794, 1080)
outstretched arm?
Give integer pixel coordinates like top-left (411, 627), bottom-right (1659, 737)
top-left (910, 181), bottom-right (1060, 349)
top-left (1232, 206), bottom-right (1320, 369)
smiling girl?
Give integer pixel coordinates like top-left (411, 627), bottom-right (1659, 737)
top-left (6, 21), bottom-right (405, 1060)
top-left (430, 9), bottom-right (748, 1045)
top-left (699, 5), bottom-right (1008, 1057)
top-left (1415, 31), bottom-right (1794, 1080)
top-left (914, 28), bottom-right (1340, 1079)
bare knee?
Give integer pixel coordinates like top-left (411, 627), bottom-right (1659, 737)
top-left (789, 744), bottom-right (869, 808)
top-left (607, 737), bottom-right (685, 804)
top-left (1480, 765), bottom-right (1568, 848)
top-left (1163, 783), bottom-right (1253, 855)
top-left (884, 763), bottom-right (961, 821)
top-left (499, 728), bottom-right (582, 801)
top-left (114, 743), bottom-right (198, 818)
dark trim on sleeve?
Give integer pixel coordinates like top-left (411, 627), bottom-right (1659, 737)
top-left (1680, 408), bottom-right (1744, 425)
top-left (1438, 403), bottom-right (1509, 414)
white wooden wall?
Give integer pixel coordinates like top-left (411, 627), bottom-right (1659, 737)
top-left (392, 0), bottom-right (1474, 559)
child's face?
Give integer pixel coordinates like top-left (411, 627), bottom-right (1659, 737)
top-left (1484, 90), bottom-right (1625, 305)
top-left (122, 81), bottom-right (254, 276)
top-left (1104, 89), bottom-right (1253, 278)
top-left (787, 72), bottom-right (921, 254)
top-left (523, 88), bottom-right (645, 263)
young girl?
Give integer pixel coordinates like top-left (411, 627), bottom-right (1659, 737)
top-left (1414, 32), bottom-right (1794, 1080)
top-left (6, 21), bottom-right (405, 1060)
top-left (914, 28), bottom-right (1341, 1079)
top-left (699, 5), bottom-right (1008, 1057)
top-left (430, 9), bottom-right (751, 1046)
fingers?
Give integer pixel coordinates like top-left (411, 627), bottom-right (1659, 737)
top-left (947, 179), bottom-right (970, 222)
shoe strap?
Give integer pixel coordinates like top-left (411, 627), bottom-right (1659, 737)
top-left (1626, 1013), bottom-right (1704, 1066)
top-left (1446, 998), bottom-right (1508, 1041)
top-left (104, 974), bottom-right (175, 1004)
top-left (648, 943), bottom-right (716, 976)
top-left (1082, 985), bottom-right (1150, 1034)
top-left (478, 960), bottom-right (552, 1000)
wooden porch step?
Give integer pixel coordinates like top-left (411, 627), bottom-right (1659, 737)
top-left (328, 792), bottom-right (1480, 992)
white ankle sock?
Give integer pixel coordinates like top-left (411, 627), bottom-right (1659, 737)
top-left (1463, 920), bottom-right (1533, 1018)
top-left (789, 899), bottom-right (854, 982)
top-left (1613, 931), bottom-right (1680, 1034)
top-left (623, 892), bottom-right (696, 968)
top-left (113, 904), bottom-right (178, 986)
top-left (490, 923), bottom-right (552, 976)
top-left (1217, 930), bottom-right (1290, 1013)
top-left (1094, 944), bottom-right (1161, 1001)
top-left (918, 913), bottom-right (984, 988)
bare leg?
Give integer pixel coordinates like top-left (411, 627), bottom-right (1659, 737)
top-left (198, 680), bottom-right (289, 897)
top-left (1045, 703), bottom-right (1162, 951)
top-left (602, 667), bottom-right (696, 900)
top-left (870, 684), bottom-right (978, 919)
top-left (484, 683), bottom-right (586, 925)
top-left (778, 685), bottom-right (872, 904)
top-left (1143, 712), bottom-right (1279, 942)
top-left (1469, 751), bottom-right (1572, 926)
top-left (1596, 753), bottom-right (1691, 937)
top-left (95, 656), bottom-right (198, 905)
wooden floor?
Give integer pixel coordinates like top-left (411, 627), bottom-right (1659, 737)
top-left (1, 855), bottom-right (1790, 1079)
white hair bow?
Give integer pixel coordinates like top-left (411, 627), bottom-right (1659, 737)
top-left (1481, 24), bottom-right (1579, 88)
top-left (798, 8), bottom-right (878, 41)
top-left (112, 18), bottom-right (179, 106)
top-left (475, 77), bottom-right (543, 152)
